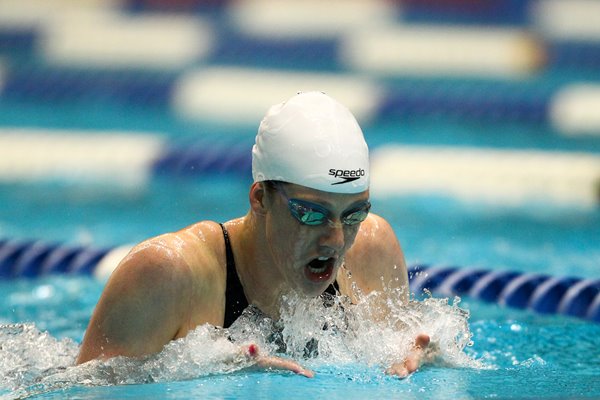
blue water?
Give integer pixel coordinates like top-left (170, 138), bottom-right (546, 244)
top-left (2, 176), bottom-right (598, 279)
top-left (1, 123), bottom-right (599, 399)
top-left (1, 275), bottom-right (599, 399)
top-left (2, 98), bottom-right (599, 397)
top-left (1, 178), bottom-right (600, 399)
top-left (2, 2), bottom-right (600, 397)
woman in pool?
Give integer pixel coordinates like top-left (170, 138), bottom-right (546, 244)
top-left (76, 91), bottom-right (430, 377)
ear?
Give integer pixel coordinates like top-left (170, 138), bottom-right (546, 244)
top-left (249, 182), bottom-right (268, 215)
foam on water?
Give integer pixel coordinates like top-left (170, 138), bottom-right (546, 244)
top-left (270, 287), bottom-right (480, 370)
top-left (0, 287), bottom-right (482, 399)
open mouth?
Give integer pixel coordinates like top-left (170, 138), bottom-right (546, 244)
top-left (304, 256), bottom-right (335, 282)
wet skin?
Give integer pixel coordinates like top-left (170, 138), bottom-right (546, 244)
top-left (77, 182), bottom-right (430, 378)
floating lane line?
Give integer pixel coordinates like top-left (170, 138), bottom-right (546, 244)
top-left (40, 11), bottom-right (214, 69)
top-left (409, 264), bottom-right (599, 323)
top-left (0, 128), bottom-right (165, 187)
top-left (340, 25), bottom-right (545, 78)
top-left (1, 239), bottom-right (598, 323)
top-left (370, 145), bottom-right (600, 208)
top-left (172, 67), bottom-right (383, 124)
top-left (1, 129), bottom-right (599, 208)
top-left (0, 0), bottom-right (120, 28)
top-left (228, 0), bottom-right (399, 39)
top-left (532, 0), bottom-right (600, 42)
top-left (3, 63), bottom-right (600, 134)
top-left (550, 83), bottom-right (600, 136)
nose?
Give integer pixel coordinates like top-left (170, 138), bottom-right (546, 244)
top-left (319, 221), bottom-right (345, 252)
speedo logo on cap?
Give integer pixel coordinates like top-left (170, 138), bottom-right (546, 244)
top-left (328, 168), bottom-right (365, 185)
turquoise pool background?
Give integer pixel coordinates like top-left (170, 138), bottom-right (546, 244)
top-left (1, 1), bottom-right (600, 398)
top-left (1, 115), bottom-right (599, 398)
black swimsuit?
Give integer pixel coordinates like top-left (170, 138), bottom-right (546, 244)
top-left (219, 223), bottom-right (338, 328)
top-left (221, 223), bottom-right (248, 328)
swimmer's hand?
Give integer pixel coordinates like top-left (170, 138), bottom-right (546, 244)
top-left (386, 333), bottom-right (430, 378)
top-left (244, 344), bottom-right (314, 378)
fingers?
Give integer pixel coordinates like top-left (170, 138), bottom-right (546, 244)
top-left (385, 362), bottom-right (410, 378)
top-left (414, 333), bottom-right (431, 349)
top-left (257, 355), bottom-right (315, 378)
top-left (386, 333), bottom-right (431, 379)
top-left (247, 344), bottom-right (259, 357)
top-left (240, 334), bottom-right (431, 380)
top-left (244, 344), bottom-right (315, 378)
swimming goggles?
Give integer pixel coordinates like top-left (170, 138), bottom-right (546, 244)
top-left (276, 184), bottom-right (371, 227)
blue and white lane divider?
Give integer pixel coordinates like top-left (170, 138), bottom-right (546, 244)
top-left (0, 239), bottom-right (598, 323)
top-left (3, 2), bottom-right (600, 134)
top-left (1, 129), bottom-right (599, 208)
top-left (0, 239), bottom-right (110, 279)
top-left (4, 65), bottom-right (600, 134)
top-left (409, 264), bottom-right (600, 323)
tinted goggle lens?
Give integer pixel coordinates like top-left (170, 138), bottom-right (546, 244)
top-left (341, 204), bottom-right (371, 225)
top-left (288, 199), bottom-right (370, 226)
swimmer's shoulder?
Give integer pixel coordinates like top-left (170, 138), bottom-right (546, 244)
top-left (176, 220), bottom-right (229, 281)
top-left (104, 233), bottom-right (197, 306)
top-left (344, 214), bottom-right (390, 272)
top-left (142, 220), bottom-right (229, 281)
top-left (111, 221), bottom-right (230, 328)
top-left (353, 213), bottom-right (399, 251)
top-left (112, 221), bottom-right (227, 289)
top-left (343, 213), bottom-right (407, 290)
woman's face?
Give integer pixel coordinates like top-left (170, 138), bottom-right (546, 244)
top-left (264, 182), bottom-right (370, 297)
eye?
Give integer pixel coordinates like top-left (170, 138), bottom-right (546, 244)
top-left (289, 200), bottom-right (329, 225)
top-left (343, 211), bottom-right (368, 225)
top-left (342, 203), bottom-right (371, 225)
top-left (300, 211), bottom-right (328, 225)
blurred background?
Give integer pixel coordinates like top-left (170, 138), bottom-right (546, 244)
top-left (1, 6), bottom-right (600, 395)
top-left (0, 0), bottom-right (599, 277)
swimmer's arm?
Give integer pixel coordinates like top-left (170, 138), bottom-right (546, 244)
top-left (76, 242), bottom-right (193, 364)
top-left (345, 214), bottom-right (430, 378)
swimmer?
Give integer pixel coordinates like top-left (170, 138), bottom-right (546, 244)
top-left (77, 92), bottom-right (430, 378)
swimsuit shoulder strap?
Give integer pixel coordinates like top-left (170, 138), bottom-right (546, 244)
top-left (220, 223), bottom-right (249, 328)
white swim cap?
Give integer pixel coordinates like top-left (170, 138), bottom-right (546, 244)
top-left (252, 92), bottom-right (369, 194)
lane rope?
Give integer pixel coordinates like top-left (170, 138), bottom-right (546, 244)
top-left (0, 239), bottom-right (598, 323)
top-left (409, 264), bottom-right (599, 323)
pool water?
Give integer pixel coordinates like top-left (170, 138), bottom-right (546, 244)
top-left (1, 111), bottom-right (598, 397)
top-left (1, 185), bottom-right (599, 399)
top-left (1, 275), bottom-right (599, 399)
top-left (1, 1), bottom-right (600, 396)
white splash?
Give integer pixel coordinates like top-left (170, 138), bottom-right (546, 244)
top-left (0, 288), bottom-right (482, 398)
